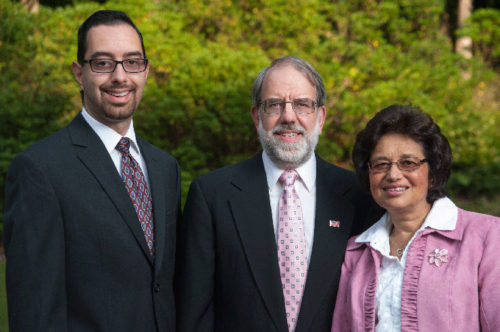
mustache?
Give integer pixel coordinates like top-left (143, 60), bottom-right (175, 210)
top-left (270, 123), bottom-right (306, 135)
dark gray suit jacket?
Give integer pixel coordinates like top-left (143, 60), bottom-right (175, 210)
top-left (175, 152), bottom-right (381, 332)
top-left (3, 113), bottom-right (181, 331)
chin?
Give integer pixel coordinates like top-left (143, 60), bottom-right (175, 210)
top-left (271, 147), bottom-right (312, 168)
top-left (374, 196), bottom-right (406, 211)
top-left (104, 107), bottom-right (135, 121)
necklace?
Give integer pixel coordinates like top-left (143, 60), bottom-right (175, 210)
top-left (389, 237), bottom-right (406, 258)
top-left (388, 218), bottom-right (413, 259)
top-left (389, 227), bottom-right (408, 259)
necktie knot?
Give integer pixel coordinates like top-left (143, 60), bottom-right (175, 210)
top-left (116, 137), bottom-right (131, 155)
top-left (279, 170), bottom-right (298, 187)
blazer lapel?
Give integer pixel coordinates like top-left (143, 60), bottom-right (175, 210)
top-left (228, 153), bottom-right (289, 332)
top-left (68, 114), bottom-right (154, 264)
top-left (138, 138), bottom-right (172, 270)
top-left (296, 157), bottom-right (355, 331)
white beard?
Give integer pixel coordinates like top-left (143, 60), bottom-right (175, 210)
top-left (257, 115), bottom-right (320, 169)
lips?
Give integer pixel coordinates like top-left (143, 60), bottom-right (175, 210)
top-left (271, 123), bottom-right (306, 143)
top-left (273, 130), bottom-right (302, 144)
top-left (275, 130), bottom-right (301, 137)
top-left (107, 90), bottom-right (130, 97)
top-left (383, 185), bottom-right (409, 196)
top-left (103, 87), bottom-right (133, 103)
top-left (384, 186), bottom-right (408, 191)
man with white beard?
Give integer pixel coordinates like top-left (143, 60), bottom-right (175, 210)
top-left (176, 56), bottom-right (381, 332)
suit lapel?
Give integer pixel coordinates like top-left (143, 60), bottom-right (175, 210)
top-left (228, 153), bottom-right (289, 332)
top-left (296, 157), bottom-right (355, 331)
top-left (68, 114), bottom-right (154, 264)
top-left (138, 138), bottom-right (171, 269)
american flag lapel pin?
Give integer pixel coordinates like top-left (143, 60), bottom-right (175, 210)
top-left (329, 220), bottom-right (341, 228)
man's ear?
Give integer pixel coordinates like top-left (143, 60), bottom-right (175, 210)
top-left (251, 106), bottom-right (260, 130)
top-left (72, 61), bottom-right (84, 89)
top-left (317, 105), bottom-right (326, 134)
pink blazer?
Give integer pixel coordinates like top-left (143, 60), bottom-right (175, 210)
top-left (331, 208), bottom-right (500, 332)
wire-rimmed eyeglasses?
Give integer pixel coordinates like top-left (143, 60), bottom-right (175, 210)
top-left (259, 98), bottom-right (317, 116)
top-left (368, 158), bottom-right (428, 173)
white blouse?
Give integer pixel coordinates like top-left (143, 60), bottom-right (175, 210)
top-left (355, 197), bottom-right (458, 331)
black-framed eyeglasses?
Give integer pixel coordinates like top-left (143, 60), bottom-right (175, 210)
top-left (368, 158), bottom-right (428, 173)
top-left (81, 58), bottom-right (148, 73)
top-left (259, 98), bottom-right (317, 116)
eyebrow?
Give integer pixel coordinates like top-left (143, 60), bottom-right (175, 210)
top-left (370, 153), bottom-right (421, 161)
top-left (264, 97), bottom-right (314, 101)
top-left (88, 51), bottom-right (144, 59)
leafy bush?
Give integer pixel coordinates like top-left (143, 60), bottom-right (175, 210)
top-left (449, 161), bottom-right (500, 197)
top-left (458, 8), bottom-right (500, 68)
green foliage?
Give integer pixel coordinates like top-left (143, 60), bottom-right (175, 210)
top-left (449, 161), bottom-right (500, 197)
top-left (1, 0), bottom-right (499, 218)
top-left (453, 192), bottom-right (500, 217)
top-left (0, 1), bottom-right (84, 228)
top-left (458, 8), bottom-right (500, 68)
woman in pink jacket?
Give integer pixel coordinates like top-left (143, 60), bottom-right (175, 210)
top-left (331, 104), bottom-right (500, 332)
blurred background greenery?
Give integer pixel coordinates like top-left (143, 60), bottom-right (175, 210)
top-left (1, 0), bottom-right (499, 327)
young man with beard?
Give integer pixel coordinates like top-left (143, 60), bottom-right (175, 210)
top-left (176, 56), bottom-right (380, 332)
top-left (3, 10), bottom-right (180, 331)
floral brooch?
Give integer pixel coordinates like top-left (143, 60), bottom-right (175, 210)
top-left (428, 248), bottom-right (449, 267)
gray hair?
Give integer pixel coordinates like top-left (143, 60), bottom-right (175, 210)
top-left (251, 56), bottom-right (326, 107)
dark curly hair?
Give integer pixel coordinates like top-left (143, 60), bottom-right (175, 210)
top-left (352, 104), bottom-right (452, 204)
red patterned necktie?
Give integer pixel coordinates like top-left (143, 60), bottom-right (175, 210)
top-left (116, 137), bottom-right (154, 256)
top-left (277, 170), bottom-right (308, 332)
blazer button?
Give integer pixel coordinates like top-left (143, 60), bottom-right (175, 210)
top-left (153, 283), bottom-right (161, 293)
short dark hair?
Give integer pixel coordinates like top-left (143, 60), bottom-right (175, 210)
top-left (352, 104), bottom-right (452, 204)
top-left (77, 10), bottom-right (146, 63)
top-left (251, 56), bottom-right (326, 107)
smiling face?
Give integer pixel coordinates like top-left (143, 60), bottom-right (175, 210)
top-left (251, 65), bottom-right (326, 169)
top-left (369, 133), bottom-right (431, 217)
top-left (72, 23), bottom-right (149, 135)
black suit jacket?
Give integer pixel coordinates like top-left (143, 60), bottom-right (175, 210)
top-left (176, 152), bottom-right (381, 332)
top-left (3, 113), bottom-right (181, 331)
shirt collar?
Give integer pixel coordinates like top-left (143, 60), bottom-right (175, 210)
top-left (423, 197), bottom-right (457, 231)
top-left (261, 151), bottom-right (316, 192)
top-left (81, 107), bottom-right (140, 154)
top-left (355, 197), bottom-right (458, 249)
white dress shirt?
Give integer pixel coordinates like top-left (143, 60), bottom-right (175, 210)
top-left (262, 151), bottom-right (317, 264)
top-left (81, 107), bottom-right (150, 187)
top-left (355, 197), bottom-right (458, 332)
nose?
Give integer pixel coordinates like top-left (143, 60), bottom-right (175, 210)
top-left (110, 62), bottom-right (128, 83)
top-left (385, 162), bottom-right (404, 181)
top-left (279, 102), bottom-right (297, 123)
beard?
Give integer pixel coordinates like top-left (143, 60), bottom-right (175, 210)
top-left (257, 115), bottom-right (321, 169)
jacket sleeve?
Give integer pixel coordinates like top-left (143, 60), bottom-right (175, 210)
top-left (478, 215), bottom-right (500, 331)
top-left (3, 153), bottom-right (68, 331)
top-left (175, 179), bottom-right (215, 331)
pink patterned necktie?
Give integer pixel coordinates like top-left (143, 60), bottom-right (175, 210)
top-left (116, 137), bottom-right (154, 256)
top-left (277, 170), bottom-right (308, 332)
